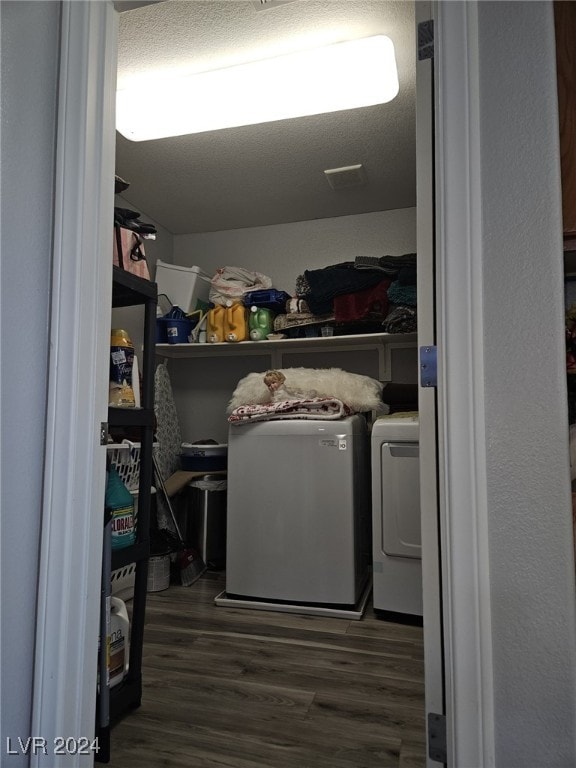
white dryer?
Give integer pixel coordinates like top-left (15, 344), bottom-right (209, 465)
top-left (371, 414), bottom-right (422, 616)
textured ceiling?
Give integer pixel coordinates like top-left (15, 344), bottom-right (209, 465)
top-left (115, 0), bottom-right (416, 234)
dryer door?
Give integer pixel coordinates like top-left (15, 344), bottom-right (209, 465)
top-left (380, 441), bottom-right (421, 558)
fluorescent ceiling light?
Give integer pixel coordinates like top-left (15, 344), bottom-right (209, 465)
top-left (116, 35), bottom-right (399, 141)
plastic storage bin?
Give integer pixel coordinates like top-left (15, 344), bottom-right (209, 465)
top-left (155, 260), bottom-right (212, 315)
top-left (242, 289), bottom-right (291, 312)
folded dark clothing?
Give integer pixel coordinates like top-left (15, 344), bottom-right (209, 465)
top-left (334, 279), bottom-right (391, 323)
top-left (398, 266), bottom-right (417, 286)
top-left (123, 220), bottom-right (157, 236)
top-left (381, 382), bottom-right (419, 411)
top-left (355, 253), bottom-right (417, 274)
top-left (387, 280), bottom-right (417, 307)
top-left (295, 274), bottom-right (311, 297)
top-left (114, 206), bottom-right (157, 236)
top-left (304, 262), bottom-right (385, 315)
top-left (382, 305), bottom-right (417, 334)
top-left (114, 206), bottom-right (140, 221)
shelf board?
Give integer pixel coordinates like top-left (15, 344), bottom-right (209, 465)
top-left (112, 266), bottom-right (157, 307)
top-left (109, 674), bottom-right (142, 725)
top-left (156, 331), bottom-right (417, 358)
top-left (111, 540), bottom-right (149, 571)
top-left (108, 406), bottom-right (155, 428)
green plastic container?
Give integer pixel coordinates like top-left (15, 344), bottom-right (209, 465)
top-left (248, 306), bottom-right (273, 341)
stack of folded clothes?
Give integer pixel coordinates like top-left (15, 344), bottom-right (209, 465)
top-left (270, 254), bottom-right (418, 336)
top-left (355, 253), bottom-right (418, 333)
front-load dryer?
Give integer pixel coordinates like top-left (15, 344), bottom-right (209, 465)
top-left (371, 414), bottom-right (422, 616)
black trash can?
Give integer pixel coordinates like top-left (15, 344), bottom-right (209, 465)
top-left (184, 474), bottom-right (227, 570)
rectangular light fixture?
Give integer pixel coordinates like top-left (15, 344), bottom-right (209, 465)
top-left (116, 35), bottom-right (399, 141)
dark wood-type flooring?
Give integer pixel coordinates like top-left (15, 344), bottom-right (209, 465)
top-left (108, 572), bottom-right (426, 768)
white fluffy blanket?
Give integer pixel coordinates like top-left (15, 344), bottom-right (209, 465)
top-left (227, 367), bottom-right (385, 415)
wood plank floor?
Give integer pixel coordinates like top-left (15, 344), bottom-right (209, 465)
top-left (107, 572), bottom-right (426, 768)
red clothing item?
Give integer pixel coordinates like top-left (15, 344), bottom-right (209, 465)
top-left (333, 279), bottom-right (391, 322)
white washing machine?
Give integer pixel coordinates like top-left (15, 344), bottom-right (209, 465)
top-left (371, 414), bottom-right (422, 616)
top-left (224, 415), bottom-right (371, 608)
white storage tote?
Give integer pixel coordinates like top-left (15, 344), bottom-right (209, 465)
top-left (155, 260), bottom-right (211, 314)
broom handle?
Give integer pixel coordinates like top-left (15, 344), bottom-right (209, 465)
top-left (152, 453), bottom-right (187, 545)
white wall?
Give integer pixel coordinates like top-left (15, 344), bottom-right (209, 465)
top-left (474, 2), bottom-right (576, 765)
top-left (164, 208), bottom-right (418, 442)
top-left (173, 207), bottom-right (417, 292)
top-left (0, 2), bottom-right (61, 761)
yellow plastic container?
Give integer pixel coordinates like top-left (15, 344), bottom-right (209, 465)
top-left (207, 305), bottom-right (226, 343)
top-left (225, 303), bottom-right (248, 342)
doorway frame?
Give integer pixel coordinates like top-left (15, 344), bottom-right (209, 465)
top-left (432, 2), bottom-right (495, 765)
top-left (34, 1), bottom-right (501, 764)
top-left (31, 2), bottom-right (117, 763)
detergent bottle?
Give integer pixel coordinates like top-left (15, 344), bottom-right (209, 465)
top-left (225, 303), bottom-right (248, 342)
top-left (109, 596), bottom-right (130, 688)
top-left (106, 465), bottom-right (136, 550)
top-left (248, 306), bottom-right (273, 340)
top-left (207, 305), bottom-right (226, 343)
top-left (109, 329), bottom-right (135, 407)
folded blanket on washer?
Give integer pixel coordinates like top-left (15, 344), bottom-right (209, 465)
top-left (228, 397), bottom-right (352, 424)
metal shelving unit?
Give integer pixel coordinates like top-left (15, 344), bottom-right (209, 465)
top-left (96, 267), bottom-right (157, 763)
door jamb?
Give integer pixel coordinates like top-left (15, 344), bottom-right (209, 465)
top-left (434, 2), bottom-right (495, 765)
top-left (31, 2), bottom-right (117, 762)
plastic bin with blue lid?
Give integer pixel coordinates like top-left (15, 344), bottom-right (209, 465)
top-left (241, 289), bottom-right (290, 313)
top-left (180, 442), bottom-right (227, 472)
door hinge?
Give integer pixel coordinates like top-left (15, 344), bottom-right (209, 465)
top-left (428, 712), bottom-right (447, 763)
top-left (418, 19), bottom-right (434, 61)
top-left (100, 422), bottom-right (108, 446)
top-left (420, 345), bottom-right (437, 387)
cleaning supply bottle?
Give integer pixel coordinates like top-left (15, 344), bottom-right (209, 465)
top-left (106, 466), bottom-right (136, 550)
top-left (248, 305), bottom-right (273, 340)
top-left (109, 329), bottom-right (135, 407)
top-left (207, 305), bottom-right (226, 343)
top-left (225, 302), bottom-right (248, 342)
top-left (109, 596), bottom-right (130, 688)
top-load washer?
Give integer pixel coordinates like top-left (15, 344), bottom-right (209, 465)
top-left (371, 414), bottom-right (422, 616)
top-left (224, 415), bottom-right (371, 608)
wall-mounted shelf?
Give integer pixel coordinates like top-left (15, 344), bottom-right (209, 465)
top-left (156, 332), bottom-right (417, 380)
top-left (157, 331), bottom-right (416, 358)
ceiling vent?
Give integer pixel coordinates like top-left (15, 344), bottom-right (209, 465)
top-left (253, 0), bottom-right (297, 10)
top-left (324, 164), bottom-right (368, 191)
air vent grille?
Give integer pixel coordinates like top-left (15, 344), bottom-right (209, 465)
top-left (324, 164), bottom-right (368, 191)
top-left (253, 0), bottom-right (297, 10)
